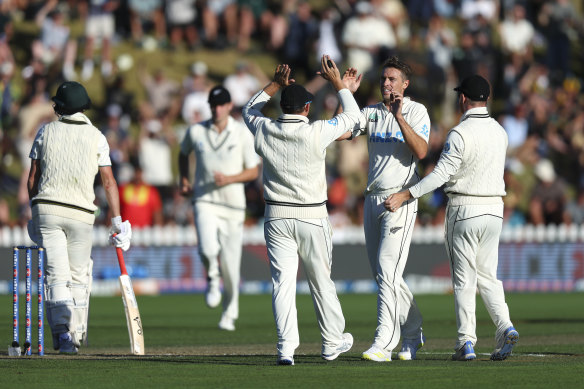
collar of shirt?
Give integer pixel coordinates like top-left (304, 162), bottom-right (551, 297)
top-left (460, 106), bottom-right (489, 122)
top-left (59, 112), bottom-right (93, 126)
top-left (208, 116), bottom-right (234, 135)
top-left (278, 114), bottom-right (309, 123)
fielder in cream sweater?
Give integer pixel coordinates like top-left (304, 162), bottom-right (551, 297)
top-left (242, 57), bottom-right (360, 366)
top-left (386, 75), bottom-right (519, 362)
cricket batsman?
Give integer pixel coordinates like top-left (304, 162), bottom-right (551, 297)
top-left (27, 81), bottom-right (132, 354)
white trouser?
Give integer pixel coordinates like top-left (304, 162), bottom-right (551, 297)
top-left (445, 203), bottom-right (513, 350)
top-left (195, 205), bottom-right (242, 321)
top-left (264, 217), bottom-right (346, 357)
top-left (36, 213), bottom-right (93, 347)
top-left (364, 194), bottom-right (423, 352)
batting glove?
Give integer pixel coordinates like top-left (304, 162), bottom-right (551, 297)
top-left (109, 217), bottom-right (132, 251)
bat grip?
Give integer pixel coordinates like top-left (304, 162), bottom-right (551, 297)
top-left (113, 233), bottom-right (129, 276)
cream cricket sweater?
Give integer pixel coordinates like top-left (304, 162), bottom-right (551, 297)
top-left (409, 107), bottom-right (507, 206)
top-left (30, 113), bottom-right (107, 224)
top-left (243, 88), bottom-right (361, 218)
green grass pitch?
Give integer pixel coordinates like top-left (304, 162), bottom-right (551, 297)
top-left (1, 293), bottom-right (583, 388)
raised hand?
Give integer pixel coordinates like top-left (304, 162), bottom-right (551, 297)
top-left (342, 67), bottom-right (362, 94)
top-left (317, 55), bottom-right (341, 82)
top-left (389, 90), bottom-right (404, 118)
top-left (274, 64), bottom-right (295, 88)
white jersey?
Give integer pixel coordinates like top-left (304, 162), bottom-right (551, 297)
top-left (409, 106), bottom-right (507, 206)
top-left (179, 115), bottom-right (260, 220)
top-left (352, 98), bottom-right (431, 195)
top-left (243, 89), bottom-right (361, 219)
top-left (29, 112), bottom-right (111, 224)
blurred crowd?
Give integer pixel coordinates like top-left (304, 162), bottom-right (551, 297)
top-left (0, 0), bottom-right (583, 230)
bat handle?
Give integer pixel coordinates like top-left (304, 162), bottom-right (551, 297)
top-left (113, 234), bottom-right (129, 276)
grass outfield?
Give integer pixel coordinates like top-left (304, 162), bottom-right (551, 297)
top-left (1, 293), bottom-right (583, 388)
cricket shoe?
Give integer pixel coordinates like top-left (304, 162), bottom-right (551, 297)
top-left (277, 356), bottom-right (294, 366)
top-left (362, 345), bottom-right (391, 362)
top-left (218, 315), bottom-right (235, 331)
top-left (398, 333), bottom-right (426, 360)
top-left (322, 333), bottom-right (353, 361)
top-left (205, 282), bottom-right (221, 308)
top-left (58, 332), bottom-right (78, 355)
top-left (491, 326), bottom-right (519, 361)
top-left (452, 341), bottom-right (476, 361)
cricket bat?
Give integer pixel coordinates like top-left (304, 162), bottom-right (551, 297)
top-left (115, 247), bottom-right (145, 355)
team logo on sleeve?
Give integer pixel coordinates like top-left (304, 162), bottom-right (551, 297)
top-left (328, 118), bottom-right (338, 126)
top-left (443, 141), bottom-right (451, 154)
top-left (420, 124), bottom-right (429, 137)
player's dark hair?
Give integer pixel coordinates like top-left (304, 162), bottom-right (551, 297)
top-left (381, 56), bottom-right (412, 80)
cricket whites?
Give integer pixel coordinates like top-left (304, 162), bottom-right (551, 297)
top-left (115, 247), bottom-right (145, 355)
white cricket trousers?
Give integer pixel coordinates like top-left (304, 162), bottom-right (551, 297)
top-left (363, 194), bottom-right (423, 352)
top-left (36, 213), bottom-right (93, 344)
top-left (195, 204), bottom-right (242, 320)
top-left (444, 203), bottom-right (513, 350)
top-left (264, 217), bottom-right (346, 357)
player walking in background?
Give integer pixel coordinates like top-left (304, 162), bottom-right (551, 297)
top-left (242, 57), bottom-right (360, 366)
top-left (179, 85), bottom-right (260, 331)
top-left (338, 56), bottom-right (429, 362)
top-left (27, 81), bottom-right (132, 354)
top-left (386, 75), bottom-right (519, 361)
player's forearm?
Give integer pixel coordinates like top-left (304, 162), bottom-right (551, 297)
top-left (227, 166), bottom-right (259, 185)
top-left (178, 153), bottom-right (190, 183)
top-left (262, 81), bottom-right (282, 97)
top-left (397, 117), bottom-right (428, 159)
top-left (100, 166), bottom-right (121, 217)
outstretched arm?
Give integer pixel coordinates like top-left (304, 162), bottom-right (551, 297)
top-left (262, 64), bottom-right (295, 97)
top-left (333, 67), bottom-right (362, 116)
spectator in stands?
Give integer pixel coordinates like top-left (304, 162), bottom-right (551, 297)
top-left (459, 0), bottom-right (498, 24)
top-left (499, 3), bottom-right (534, 61)
top-left (181, 61), bottom-right (212, 124)
top-left (566, 187), bottom-right (584, 225)
top-left (79, 0), bottom-right (119, 81)
top-left (529, 159), bottom-right (570, 225)
top-left (501, 103), bottom-right (529, 156)
top-left (32, 1), bottom-right (77, 80)
top-left (223, 60), bottom-right (265, 113)
top-left (279, 1), bottom-right (318, 82)
top-left (537, 0), bottom-right (580, 85)
top-left (128, 0), bottom-right (166, 48)
top-left (372, 0), bottom-right (410, 46)
top-left (451, 29), bottom-right (481, 81)
top-left (202, 0), bottom-right (238, 49)
top-left (342, 1), bottom-right (396, 78)
top-left (137, 118), bottom-right (176, 202)
top-left (165, 0), bottom-right (199, 51)
top-left (119, 160), bottom-right (163, 227)
top-left (315, 6), bottom-right (343, 68)
top-left (101, 103), bottom-right (133, 182)
top-left (138, 66), bottom-right (180, 123)
top-left (0, 50), bottom-right (15, 130)
top-left (236, 0), bottom-right (274, 52)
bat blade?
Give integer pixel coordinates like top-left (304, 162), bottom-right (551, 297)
top-left (119, 274), bottom-right (145, 355)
